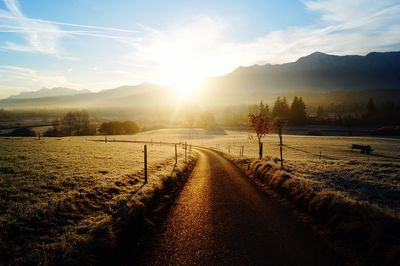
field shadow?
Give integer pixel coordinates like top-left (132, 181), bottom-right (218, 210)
top-left (368, 152), bottom-right (400, 161)
top-left (131, 183), bottom-right (146, 196)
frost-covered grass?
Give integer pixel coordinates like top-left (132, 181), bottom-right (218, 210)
top-left (0, 136), bottom-right (193, 265)
top-left (108, 128), bottom-right (400, 161)
top-left (285, 159), bottom-right (400, 217)
top-left (110, 129), bottom-right (400, 213)
top-left (115, 128), bottom-right (400, 265)
top-left (231, 158), bottom-right (400, 266)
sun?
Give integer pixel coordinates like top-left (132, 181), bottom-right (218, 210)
top-left (172, 73), bottom-right (202, 96)
top-left (163, 63), bottom-right (206, 98)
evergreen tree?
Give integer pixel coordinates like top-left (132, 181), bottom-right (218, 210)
top-left (259, 101), bottom-right (270, 116)
top-left (272, 96), bottom-right (290, 119)
top-left (271, 97), bottom-right (282, 118)
top-left (289, 96), bottom-right (299, 124)
top-left (281, 97), bottom-right (290, 119)
top-left (289, 96), bottom-right (307, 125)
top-left (259, 101), bottom-right (265, 114)
top-left (298, 97), bottom-right (307, 124)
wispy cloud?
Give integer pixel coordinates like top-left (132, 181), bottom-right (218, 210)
top-left (0, 0), bottom-right (65, 56)
top-left (0, 0), bottom-right (138, 57)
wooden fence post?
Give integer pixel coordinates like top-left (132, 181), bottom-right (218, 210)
top-left (184, 142), bottom-right (187, 162)
top-left (144, 145), bottom-right (147, 183)
top-left (175, 143), bottom-right (178, 165)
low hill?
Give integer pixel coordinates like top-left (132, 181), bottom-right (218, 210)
top-left (1, 51), bottom-right (400, 109)
top-left (8, 87), bottom-right (90, 99)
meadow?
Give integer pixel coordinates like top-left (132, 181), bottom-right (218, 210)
top-left (130, 128), bottom-right (400, 264)
top-left (1, 129), bottom-right (399, 264)
top-left (129, 129), bottom-right (400, 214)
top-left (0, 136), bottom-right (191, 264)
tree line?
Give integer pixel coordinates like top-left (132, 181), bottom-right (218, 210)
top-left (246, 96), bottom-right (400, 127)
top-left (43, 111), bottom-right (140, 137)
top-left (249, 96), bottom-right (307, 125)
top-left (311, 98), bottom-right (400, 126)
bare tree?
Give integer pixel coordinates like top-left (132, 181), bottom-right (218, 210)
top-left (248, 113), bottom-right (271, 159)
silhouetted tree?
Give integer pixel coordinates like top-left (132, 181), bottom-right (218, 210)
top-left (260, 101), bottom-right (270, 116)
top-left (44, 111), bottom-right (95, 136)
top-left (289, 96), bottom-right (307, 125)
top-left (75, 110), bottom-right (91, 135)
top-left (9, 127), bottom-right (36, 137)
top-left (271, 97), bottom-right (290, 119)
top-left (122, 121), bottom-right (140, 134)
top-left (99, 121), bottom-right (139, 135)
top-left (199, 111), bottom-right (217, 130)
top-left (62, 112), bottom-right (77, 136)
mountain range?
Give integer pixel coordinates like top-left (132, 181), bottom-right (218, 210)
top-left (1, 51), bottom-right (400, 108)
top-left (9, 87), bottom-right (91, 99)
top-left (204, 51), bottom-right (400, 93)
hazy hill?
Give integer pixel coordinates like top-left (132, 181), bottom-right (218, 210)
top-left (8, 87), bottom-right (91, 99)
top-left (1, 51), bottom-right (400, 109)
top-left (204, 51), bottom-right (400, 93)
top-left (0, 82), bottom-right (170, 109)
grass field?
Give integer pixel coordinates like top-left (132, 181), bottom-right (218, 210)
top-left (96, 128), bottom-right (400, 214)
top-left (111, 128), bottom-right (400, 161)
top-left (107, 128), bottom-right (400, 215)
top-left (124, 128), bottom-right (400, 264)
top-left (123, 128), bottom-right (400, 264)
top-left (1, 129), bottom-right (399, 264)
top-left (0, 136), bottom-right (191, 264)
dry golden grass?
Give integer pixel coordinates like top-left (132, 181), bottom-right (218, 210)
top-left (0, 136), bottom-right (193, 265)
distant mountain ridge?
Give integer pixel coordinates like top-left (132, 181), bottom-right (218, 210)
top-left (9, 87), bottom-right (91, 99)
top-left (0, 82), bottom-right (170, 109)
top-left (1, 51), bottom-right (400, 108)
top-left (205, 51), bottom-right (400, 93)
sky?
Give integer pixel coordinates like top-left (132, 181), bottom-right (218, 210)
top-left (0, 0), bottom-right (400, 99)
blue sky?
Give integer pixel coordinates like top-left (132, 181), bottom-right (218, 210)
top-left (0, 0), bottom-right (400, 98)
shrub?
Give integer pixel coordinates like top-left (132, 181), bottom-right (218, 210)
top-left (9, 127), bottom-right (36, 137)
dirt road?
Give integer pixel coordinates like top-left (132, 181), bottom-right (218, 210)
top-left (131, 148), bottom-right (342, 265)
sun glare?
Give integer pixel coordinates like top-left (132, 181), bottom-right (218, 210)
top-left (166, 65), bottom-right (205, 97)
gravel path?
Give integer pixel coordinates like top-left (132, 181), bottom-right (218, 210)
top-left (131, 147), bottom-right (343, 265)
